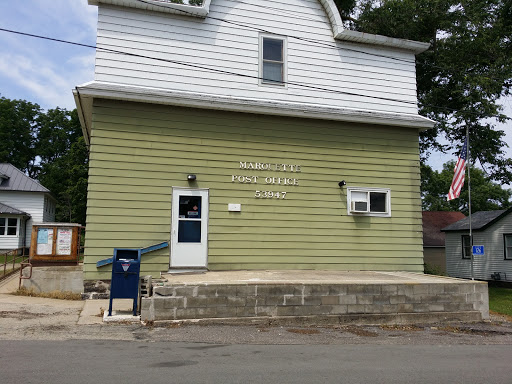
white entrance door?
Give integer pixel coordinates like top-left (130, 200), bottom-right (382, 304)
top-left (170, 188), bottom-right (209, 268)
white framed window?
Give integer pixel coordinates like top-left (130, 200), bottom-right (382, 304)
top-left (347, 187), bottom-right (391, 217)
top-left (259, 34), bottom-right (287, 86)
top-left (504, 234), bottom-right (512, 260)
top-left (0, 217), bottom-right (19, 236)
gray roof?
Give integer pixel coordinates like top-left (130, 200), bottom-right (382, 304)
top-left (0, 202), bottom-right (29, 216)
top-left (0, 164), bottom-right (49, 193)
top-left (442, 208), bottom-right (512, 232)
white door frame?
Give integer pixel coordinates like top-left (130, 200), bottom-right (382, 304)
top-left (170, 187), bottom-right (209, 268)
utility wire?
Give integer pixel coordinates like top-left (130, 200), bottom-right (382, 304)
top-left (136, 0), bottom-right (510, 81)
top-left (135, 0), bottom-right (417, 65)
top-left (0, 27), bottom-right (508, 120)
top-left (0, 27), bottom-right (418, 105)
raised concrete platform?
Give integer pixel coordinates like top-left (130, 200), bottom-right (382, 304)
top-left (21, 266), bottom-right (83, 294)
top-left (141, 271), bottom-right (489, 325)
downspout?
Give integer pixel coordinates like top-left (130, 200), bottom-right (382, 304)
top-left (24, 215), bottom-right (29, 251)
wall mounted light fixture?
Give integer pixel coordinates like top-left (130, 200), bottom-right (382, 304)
top-left (187, 174), bottom-right (197, 181)
top-left (338, 180), bottom-right (346, 187)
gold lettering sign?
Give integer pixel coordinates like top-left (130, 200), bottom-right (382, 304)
top-left (232, 160), bottom-right (302, 200)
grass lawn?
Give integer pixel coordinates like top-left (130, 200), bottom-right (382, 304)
top-left (488, 286), bottom-right (512, 317)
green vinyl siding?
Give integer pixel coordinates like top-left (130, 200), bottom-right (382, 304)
top-left (84, 99), bottom-right (423, 280)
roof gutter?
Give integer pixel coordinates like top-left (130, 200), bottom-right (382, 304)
top-left (335, 30), bottom-right (430, 54)
top-left (75, 81), bottom-right (435, 130)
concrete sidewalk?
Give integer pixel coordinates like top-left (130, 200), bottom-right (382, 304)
top-left (0, 274), bottom-right (134, 326)
top-left (1, 270), bottom-right (511, 346)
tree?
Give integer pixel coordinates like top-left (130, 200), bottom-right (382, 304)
top-left (333, 0), bottom-right (358, 22)
top-left (342, 0), bottom-right (512, 183)
top-left (421, 162), bottom-right (512, 213)
top-left (0, 97), bottom-right (41, 177)
top-left (0, 97), bottom-right (88, 225)
top-left (36, 108), bottom-right (83, 166)
top-left (38, 135), bottom-right (88, 225)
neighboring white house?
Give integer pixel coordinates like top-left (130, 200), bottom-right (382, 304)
top-left (0, 164), bottom-right (56, 251)
top-left (443, 208), bottom-right (512, 282)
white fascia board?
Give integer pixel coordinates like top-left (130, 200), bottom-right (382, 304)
top-left (73, 83), bottom-right (97, 147)
top-left (335, 30), bottom-right (430, 55)
top-left (75, 81), bottom-right (435, 131)
top-left (318, 0), bottom-right (345, 37)
top-left (318, 0), bottom-right (429, 54)
top-left (88, 0), bottom-right (211, 18)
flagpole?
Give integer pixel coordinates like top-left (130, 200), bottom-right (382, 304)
top-left (467, 126), bottom-right (473, 280)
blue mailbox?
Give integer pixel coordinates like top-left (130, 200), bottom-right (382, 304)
top-left (108, 248), bottom-right (141, 316)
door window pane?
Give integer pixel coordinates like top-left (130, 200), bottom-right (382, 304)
top-left (178, 221), bottom-right (201, 243)
top-left (179, 196), bottom-right (201, 219)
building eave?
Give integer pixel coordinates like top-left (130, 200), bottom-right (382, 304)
top-left (74, 81), bottom-right (435, 141)
top-left (335, 30), bottom-right (430, 54)
top-left (88, 0), bottom-right (212, 18)
top-left (442, 207), bottom-right (512, 232)
top-left (87, 0), bottom-right (429, 54)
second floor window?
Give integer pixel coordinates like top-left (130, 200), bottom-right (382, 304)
top-left (261, 35), bottom-right (286, 85)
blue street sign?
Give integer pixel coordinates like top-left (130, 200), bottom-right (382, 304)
top-left (472, 245), bottom-right (484, 256)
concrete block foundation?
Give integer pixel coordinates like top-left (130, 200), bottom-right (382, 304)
top-left (140, 271), bottom-right (489, 325)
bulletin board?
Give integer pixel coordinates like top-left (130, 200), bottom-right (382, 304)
top-left (30, 223), bottom-right (82, 264)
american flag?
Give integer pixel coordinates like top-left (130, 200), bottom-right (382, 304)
top-left (447, 137), bottom-right (468, 201)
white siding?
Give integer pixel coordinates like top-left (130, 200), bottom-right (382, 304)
top-left (0, 191), bottom-right (47, 247)
top-left (446, 214), bottom-right (512, 281)
top-left (94, 0), bottom-right (420, 116)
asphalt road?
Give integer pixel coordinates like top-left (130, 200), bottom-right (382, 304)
top-left (1, 340), bottom-right (511, 384)
top-left (1, 277), bottom-right (512, 383)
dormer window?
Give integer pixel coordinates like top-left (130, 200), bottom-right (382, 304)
top-left (260, 34), bottom-right (286, 86)
top-left (0, 173), bottom-right (9, 186)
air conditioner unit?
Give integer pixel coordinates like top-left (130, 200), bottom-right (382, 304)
top-left (351, 201), bottom-right (368, 213)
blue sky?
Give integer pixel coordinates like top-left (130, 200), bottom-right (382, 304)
top-left (0, 0), bottom-right (510, 173)
top-left (0, 0), bottom-right (97, 110)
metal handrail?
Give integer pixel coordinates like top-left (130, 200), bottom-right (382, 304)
top-left (1, 247), bottom-right (29, 280)
top-left (19, 262), bottom-right (33, 289)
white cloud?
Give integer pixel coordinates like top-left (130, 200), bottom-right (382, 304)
top-left (0, 50), bottom-right (94, 110)
top-left (0, 0), bottom-right (97, 110)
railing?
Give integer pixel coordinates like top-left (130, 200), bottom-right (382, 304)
top-left (0, 247), bottom-right (30, 280)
